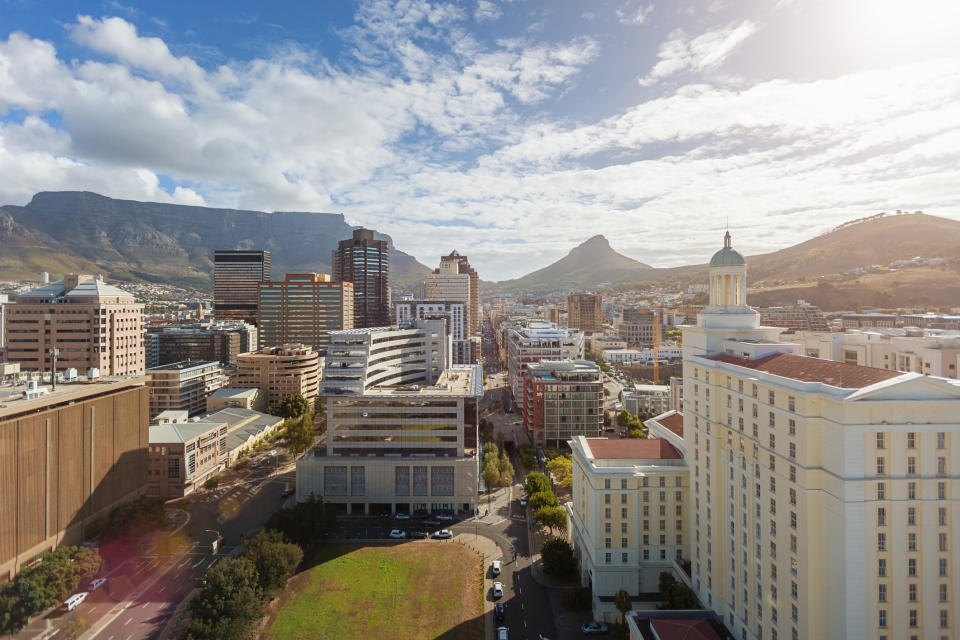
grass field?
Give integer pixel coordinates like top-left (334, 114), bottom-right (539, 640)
top-left (261, 542), bottom-right (483, 640)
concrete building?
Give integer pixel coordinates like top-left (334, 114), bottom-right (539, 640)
top-left (0, 293), bottom-right (7, 349)
top-left (436, 251), bottom-right (480, 334)
top-left (840, 313), bottom-right (899, 329)
top-left (257, 273), bottom-right (353, 350)
top-left (394, 299), bottom-right (477, 365)
top-left (205, 387), bottom-right (266, 412)
top-left (321, 318), bottom-right (449, 396)
top-left (332, 229), bottom-right (390, 328)
top-left (602, 346), bottom-right (683, 365)
top-left (683, 231), bottom-right (960, 640)
top-left (147, 321), bottom-right (257, 367)
top-left (147, 414), bottom-right (228, 499)
top-left (297, 364), bottom-right (483, 515)
top-left (214, 249), bottom-right (270, 325)
top-left (669, 376), bottom-right (683, 413)
top-left (200, 406), bottom-right (284, 463)
top-left (423, 259), bottom-right (473, 335)
top-left (758, 302), bottom-right (829, 332)
top-left (590, 335), bottom-right (627, 353)
top-left (788, 329), bottom-right (960, 379)
top-left (622, 384), bottom-right (671, 417)
top-left (232, 344), bottom-right (320, 408)
top-left (616, 309), bottom-right (663, 347)
top-left (146, 360), bottom-right (226, 418)
top-left (522, 360), bottom-right (603, 448)
top-left (4, 274), bottom-right (144, 376)
top-left (568, 293), bottom-right (604, 335)
top-left (506, 320), bottom-right (585, 401)
top-left (0, 377), bottom-right (149, 579)
top-left (568, 435), bottom-right (688, 621)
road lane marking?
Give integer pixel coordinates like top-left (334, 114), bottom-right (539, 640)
top-left (124, 617), bottom-right (132, 626)
top-left (207, 558), bottom-right (218, 568)
top-left (192, 559), bottom-right (205, 568)
top-left (158, 584), bottom-right (165, 592)
top-left (142, 602), bottom-right (149, 609)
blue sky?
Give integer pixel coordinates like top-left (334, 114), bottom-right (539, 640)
top-left (1, 0), bottom-right (959, 280)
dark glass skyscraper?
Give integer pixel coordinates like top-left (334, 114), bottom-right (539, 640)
top-left (214, 250), bottom-right (270, 325)
top-left (332, 229), bottom-right (390, 328)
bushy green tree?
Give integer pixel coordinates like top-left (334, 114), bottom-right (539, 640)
top-left (540, 538), bottom-right (576, 578)
top-left (614, 588), bottom-right (633, 623)
top-left (528, 491), bottom-right (559, 511)
top-left (264, 495), bottom-right (337, 547)
top-left (187, 557), bottom-right (263, 635)
top-left (279, 393), bottom-right (310, 418)
top-left (525, 471), bottom-right (551, 496)
top-left (482, 461), bottom-right (500, 494)
top-left (534, 505), bottom-right (567, 535)
top-left (658, 572), bottom-right (699, 609)
top-left (244, 530), bottom-right (303, 594)
top-left (547, 456), bottom-right (572, 489)
top-left (283, 412), bottom-right (316, 456)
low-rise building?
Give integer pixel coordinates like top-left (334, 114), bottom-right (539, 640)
top-left (232, 344), bottom-right (320, 408)
top-left (199, 406), bottom-right (284, 463)
top-left (146, 360), bottom-right (226, 418)
top-left (568, 435), bottom-right (689, 622)
top-left (506, 320), bottom-right (584, 401)
top-left (758, 302), bottom-right (829, 332)
top-left (522, 360), bottom-right (603, 448)
top-left (147, 416), bottom-right (228, 499)
top-left (622, 384), bottom-right (671, 417)
top-left (590, 335), bottom-right (628, 353)
top-left (205, 387), bottom-right (266, 412)
top-left (602, 346), bottom-right (682, 365)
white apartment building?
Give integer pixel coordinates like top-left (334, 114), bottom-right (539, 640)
top-left (602, 346), bottom-right (683, 365)
top-left (321, 318), bottom-right (449, 395)
top-left (297, 364), bottom-right (482, 515)
top-left (394, 299), bottom-right (477, 365)
top-left (506, 320), bottom-right (584, 401)
top-left (788, 329), bottom-right (960, 379)
top-left (568, 435), bottom-right (689, 621)
top-left (423, 261), bottom-right (473, 336)
top-left (683, 231), bottom-right (960, 640)
top-left (622, 384), bottom-right (671, 417)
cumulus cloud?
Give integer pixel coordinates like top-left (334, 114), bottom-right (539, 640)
top-left (617, 2), bottom-right (654, 25)
top-left (638, 19), bottom-right (757, 86)
top-left (475, 0), bottom-right (502, 22)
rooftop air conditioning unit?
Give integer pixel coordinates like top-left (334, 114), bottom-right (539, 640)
top-left (64, 368), bottom-right (78, 380)
top-left (87, 368), bottom-right (100, 380)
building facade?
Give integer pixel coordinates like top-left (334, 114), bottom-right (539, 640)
top-left (437, 251), bottom-right (480, 334)
top-left (423, 260), bottom-right (473, 335)
top-left (568, 435), bottom-right (688, 621)
top-left (332, 229), bottom-right (390, 328)
top-left (321, 318), bottom-right (449, 395)
top-left (257, 273), bottom-right (353, 350)
top-left (297, 365), bottom-right (482, 515)
top-left (214, 250), bottom-right (270, 325)
top-left (506, 320), bottom-right (585, 401)
top-left (568, 293), bottom-right (604, 335)
top-left (0, 377), bottom-right (149, 579)
top-left (4, 274), bottom-right (144, 376)
top-left (232, 344), bottom-right (320, 407)
top-left (758, 302), bottom-right (829, 333)
top-left (622, 384), bottom-right (671, 418)
top-left (147, 321), bottom-right (256, 367)
top-left (522, 360), bottom-right (603, 448)
top-left (683, 231), bottom-right (960, 640)
top-left (147, 415), bottom-right (228, 499)
top-left (394, 299), bottom-right (477, 365)
top-left (145, 360), bottom-right (226, 418)
top-left (616, 309), bottom-right (663, 347)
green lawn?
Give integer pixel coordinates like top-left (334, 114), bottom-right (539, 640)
top-left (263, 543), bottom-right (483, 640)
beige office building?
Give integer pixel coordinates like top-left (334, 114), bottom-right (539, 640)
top-left (683, 231), bottom-right (960, 640)
top-left (568, 293), bottom-right (603, 335)
top-left (424, 260), bottom-right (473, 337)
top-left (257, 273), bottom-right (353, 351)
top-left (146, 360), bottom-right (226, 418)
top-left (3, 274), bottom-right (144, 376)
top-left (232, 344), bottom-right (320, 407)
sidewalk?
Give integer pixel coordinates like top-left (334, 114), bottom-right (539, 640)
top-left (454, 533), bottom-right (502, 640)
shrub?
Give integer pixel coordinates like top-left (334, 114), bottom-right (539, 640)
top-left (203, 475), bottom-right (221, 491)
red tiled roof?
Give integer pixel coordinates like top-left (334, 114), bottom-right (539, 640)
top-left (650, 619), bottom-right (723, 640)
top-left (585, 437), bottom-right (682, 460)
top-left (708, 352), bottom-right (901, 388)
top-left (656, 412), bottom-right (684, 437)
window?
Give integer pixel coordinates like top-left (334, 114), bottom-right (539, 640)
top-left (877, 507), bottom-right (886, 526)
top-left (788, 396), bottom-right (795, 412)
top-left (167, 458), bottom-right (180, 479)
top-left (877, 433), bottom-right (885, 449)
top-left (605, 508), bottom-right (611, 518)
top-left (939, 583), bottom-right (948, 602)
top-left (878, 533), bottom-right (886, 552)
top-left (879, 610), bottom-right (887, 629)
top-left (909, 482), bottom-right (917, 500)
top-left (939, 532), bottom-right (948, 552)
top-left (909, 584), bottom-right (917, 602)
top-left (769, 412), bottom-right (776, 428)
top-left (909, 558), bottom-right (917, 577)
top-left (938, 456), bottom-right (947, 474)
top-left (622, 507), bottom-right (628, 518)
top-left (939, 482), bottom-right (947, 500)
top-left (789, 442), bottom-right (796, 459)
top-left (939, 507), bottom-right (947, 526)
top-left (768, 390), bottom-right (775, 405)
top-left (605, 522), bottom-right (612, 534)
top-left (878, 583), bottom-right (887, 602)
top-left (605, 479), bottom-right (611, 489)
top-left (622, 538), bottom-right (628, 548)
top-left (908, 533), bottom-right (916, 551)
top-left (940, 558), bottom-right (948, 577)
top-left (622, 494), bottom-right (628, 504)
top-left (878, 559), bottom-right (887, 577)
top-left (770, 434), bottom-right (776, 448)
top-left (788, 419), bottom-right (796, 436)
top-left (877, 483), bottom-right (886, 500)
top-left (790, 465), bottom-right (797, 482)
top-left (621, 479), bottom-right (628, 489)
top-left (909, 609), bottom-right (918, 627)
top-left (660, 549), bottom-right (667, 560)
top-left (605, 493), bottom-right (611, 504)
top-left (605, 553), bottom-right (612, 563)
top-left (876, 457), bottom-right (885, 475)
top-left (908, 507), bottom-right (916, 525)
top-left (790, 489), bottom-right (797, 506)
top-left (605, 538), bottom-right (612, 548)
top-left (940, 610), bottom-right (948, 629)
top-left (937, 431), bottom-right (946, 449)
top-left (622, 552), bottom-right (629, 563)
top-left (642, 550), bottom-right (649, 560)
top-left (908, 457), bottom-right (916, 475)
top-left (907, 432), bottom-right (915, 449)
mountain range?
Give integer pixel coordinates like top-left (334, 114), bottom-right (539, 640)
top-left (0, 192), bottom-right (431, 289)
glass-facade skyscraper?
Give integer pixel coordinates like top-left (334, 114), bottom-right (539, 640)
top-left (332, 229), bottom-right (390, 328)
top-left (214, 250), bottom-right (270, 325)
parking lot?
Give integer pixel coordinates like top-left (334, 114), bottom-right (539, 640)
top-left (335, 513), bottom-right (470, 540)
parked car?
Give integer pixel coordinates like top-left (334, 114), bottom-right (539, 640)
top-left (388, 529), bottom-right (406, 539)
top-left (492, 581), bottom-right (503, 598)
top-left (581, 621), bottom-right (608, 635)
top-left (63, 592), bottom-right (89, 611)
top-left (411, 531), bottom-right (429, 539)
top-left (394, 512), bottom-right (411, 520)
top-left (519, 496), bottom-right (527, 507)
top-left (497, 627), bottom-right (509, 640)
top-left (494, 603), bottom-right (505, 623)
top-left (491, 560), bottom-right (501, 576)
top-left (435, 514), bottom-right (454, 521)
top-left (88, 578), bottom-right (107, 591)
top-left (424, 518), bottom-right (441, 526)
top-left (433, 529), bottom-right (453, 539)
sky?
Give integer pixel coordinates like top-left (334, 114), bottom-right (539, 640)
top-left (1, 0), bottom-right (959, 280)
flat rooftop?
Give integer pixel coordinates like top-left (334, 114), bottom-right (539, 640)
top-left (147, 360), bottom-right (220, 372)
top-left (358, 365), bottom-right (483, 398)
top-left (0, 376), bottom-right (147, 421)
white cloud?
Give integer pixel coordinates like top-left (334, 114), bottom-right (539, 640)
top-left (475, 0), bottom-right (502, 22)
top-left (617, 2), bottom-right (654, 26)
top-left (638, 19), bottom-right (757, 86)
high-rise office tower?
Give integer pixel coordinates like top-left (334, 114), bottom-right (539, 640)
top-left (424, 258), bottom-right (474, 336)
top-left (332, 229), bottom-right (390, 328)
top-left (214, 250), bottom-right (271, 325)
top-left (567, 293), bottom-right (603, 335)
top-left (437, 251), bottom-right (480, 334)
top-left (257, 273), bottom-right (353, 350)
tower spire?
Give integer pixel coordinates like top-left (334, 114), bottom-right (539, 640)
top-left (723, 230), bottom-right (732, 249)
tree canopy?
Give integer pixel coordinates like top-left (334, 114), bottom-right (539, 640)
top-left (279, 393), bottom-right (310, 418)
top-left (534, 505), bottom-right (567, 535)
top-left (540, 538), bottom-right (576, 578)
top-left (525, 472), bottom-right (551, 496)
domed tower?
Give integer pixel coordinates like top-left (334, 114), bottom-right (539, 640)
top-left (707, 231), bottom-right (749, 312)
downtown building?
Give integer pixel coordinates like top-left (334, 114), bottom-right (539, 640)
top-left (332, 229), bottom-right (390, 328)
top-left (758, 302), bottom-right (829, 333)
top-left (682, 232), bottom-right (960, 640)
top-left (146, 320), bottom-right (257, 367)
top-left (257, 273), bottom-right (353, 351)
top-left (568, 293), bottom-right (604, 335)
top-left (505, 320), bottom-right (584, 401)
top-left (148, 412), bottom-right (228, 499)
top-left (394, 298), bottom-right (479, 365)
top-left (145, 360), bottom-right (226, 418)
top-left (3, 274), bottom-right (144, 376)
top-left (616, 309), bottom-right (663, 347)
top-left (0, 376), bottom-right (149, 579)
top-left (521, 360), bottom-right (603, 448)
top-left (231, 344), bottom-right (321, 407)
top-left (434, 251), bottom-right (480, 334)
top-left (213, 250), bottom-right (270, 325)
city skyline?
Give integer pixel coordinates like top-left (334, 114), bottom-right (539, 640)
top-left (1, 1), bottom-right (958, 280)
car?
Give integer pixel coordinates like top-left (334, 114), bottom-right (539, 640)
top-left (491, 560), bottom-right (501, 576)
top-left (281, 483), bottom-right (294, 497)
top-left (424, 518), bottom-right (441, 526)
top-left (492, 581), bottom-right (503, 598)
top-left (497, 627), bottom-right (509, 640)
top-left (394, 512), bottom-right (411, 520)
top-left (581, 621), bottom-right (608, 634)
top-left (494, 603), bottom-right (505, 623)
top-left (411, 531), bottom-right (429, 539)
top-left (433, 529), bottom-right (453, 539)
top-left (435, 514), bottom-right (453, 521)
top-left (63, 592), bottom-right (89, 611)
top-left (88, 578), bottom-right (107, 591)
top-left (519, 497), bottom-right (527, 507)
top-left (388, 529), bottom-right (406, 539)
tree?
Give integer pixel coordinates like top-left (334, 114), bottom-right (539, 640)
top-left (603, 409), bottom-right (612, 427)
top-left (535, 506), bottom-right (567, 535)
top-left (658, 571), bottom-right (699, 609)
top-left (540, 538), bottom-right (576, 578)
top-left (528, 490), bottom-right (559, 511)
top-left (603, 387), bottom-right (610, 396)
top-left (498, 450), bottom-right (514, 486)
top-left (482, 461), bottom-right (500, 496)
top-left (614, 588), bottom-right (633, 624)
top-left (264, 494), bottom-right (338, 547)
top-left (0, 578), bottom-right (45, 634)
top-left (525, 471), bottom-right (551, 496)
top-left (283, 412), bottom-right (315, 456)
top-left (244, 530), bottom-right (303, 594)
top-left (188, 557), bottom-right (263, 631)
top-left (279, 393), bottom-right (310, 419)
top-left (547, 456), bottom-right (572, 489)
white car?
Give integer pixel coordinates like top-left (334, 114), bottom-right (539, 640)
top-left (433, 529), bottom-right (453, 539)
top-left (492, 581), bottom-right (503, 598)
top-left (519, 496), bottom-right (527, 507)
top-left (63, 592), bottom-right (89, 611)
top-left (394, 513), bottom-right (411, 520)
top-left (491, 560), bottom-right (501, 576)
top-left (88, 578), bottom-right (107, 591)
top-left (388, 529), bottom-right (406, 539)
